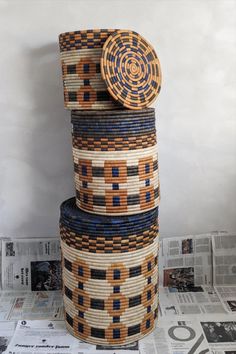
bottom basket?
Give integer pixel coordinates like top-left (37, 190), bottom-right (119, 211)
top-left (61, 236), bottom-right (159, 345)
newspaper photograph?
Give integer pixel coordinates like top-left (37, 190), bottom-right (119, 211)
top-left (159, 234), bottom-right (213, 290)
top-left (1, 238), bottom-right (61, 291)
top-left (200, 316), bottom-right (236, 353)
top-left (0, 321), bottom-right (15, 354)
top-left (159, 286), bottom-right (227, 316)
top-left (212, 235), bottom-right (236, 286)
top-left (5, 320), bottom-right (139, 354)
top-left (0, 291), bottom-right (64, 321)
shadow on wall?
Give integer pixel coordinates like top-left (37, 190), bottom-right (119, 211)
top-left (21, 43), bottom-right (74, 236)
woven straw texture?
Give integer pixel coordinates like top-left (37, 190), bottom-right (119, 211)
top-left (61, 48), bottom-right (121, 110)
top-left (60, 198), bottom-right (159, 253)
top-left (61, 236), bottom-right (159, 345)
top-left (59, 29), bottom-right (117, 52)
top-left (101, 30), bottom-right (161, 109)
top-left (71, 109), bottom-right (160, 215)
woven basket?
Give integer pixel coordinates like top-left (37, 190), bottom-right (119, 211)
top-left (71, 109), bottom-right (160, 215)
top-left (101, 30), bottom-right (162, 110)
top-left (59, 29), bottom-right (121, 110)
top-left (60, 198), bottom-right (159, 253)
top-left (60, 199), bottom-right (159, 345)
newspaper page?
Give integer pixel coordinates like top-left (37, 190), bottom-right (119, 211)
top-left (215, 286), bottom-right (236, 314)
top-left (159, 286), bottom-right (226, 316)
top-left (140, 317), bottom-right (210, 354)
top-left (0, 321), bottom-right (16, 354)
top-left (159, 234), bottom-right (213, 291)
top-left (4, 320), bottom-right (78, 354)
top-left (0, 237), bottom-right (10, 290)
top-left (1, 238), bottom-right (61, 291)
top-left (212, 234), bottom-right (236, 286)
top-left (0, 291), bottom-right (28, 320)
top-left (5, 320), bottom-right (139, 354)
top-left (0, 291), bottom-right (63, 321)
top-left (139, 326), bottom-right (171, 354)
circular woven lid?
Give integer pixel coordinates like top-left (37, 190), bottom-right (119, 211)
top-left (101, 30), bottom-right (161, 110)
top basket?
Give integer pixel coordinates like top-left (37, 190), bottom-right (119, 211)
top-left (59, 29), bottom-right (161, 110)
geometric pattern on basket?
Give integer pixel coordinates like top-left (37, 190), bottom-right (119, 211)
top-left (61, 48), bottom-right (120, 110)
top-left (101, 30), bottom-right (161, 109)
top-left (59, 29), bottom-right (117, 52)
top-left (72, 133), bottom-right (157, 151)
top-left (60, 223), bottom-right (159, 253)
top-left (61, 238), bottom-right (159, 345)
top-left (73, 146), bottom-right (160, 215)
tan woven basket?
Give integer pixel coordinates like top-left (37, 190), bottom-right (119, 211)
top-left (71, 109), bottom-right (160, 215)
top-left (61, 237), bottom-right (159, 345)
top-left (59, 30), bottom-right (121, 110)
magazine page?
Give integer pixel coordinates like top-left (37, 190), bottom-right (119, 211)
top-left (159, 234), bottom-right (213, 290)
top-left (215, 286), bottom-right (236, 314)
top-left (159, 286), bottom-right (226, 316)
top-left (5, 320), bottom-right (139, 354)
top-left (1, 238), bottom-right (61, 291)
top-left (0, 321), bottom-right (16, 354)
top-left (212, 234), bottom-right (236, 286)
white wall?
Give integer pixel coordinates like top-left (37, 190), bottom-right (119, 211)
top-left (0, 0), bottom-right (235, 238)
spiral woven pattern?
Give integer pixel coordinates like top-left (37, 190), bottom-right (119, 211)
top-left (101, 30), bottom-right (161, 109)
top-left (61, 236), bottom-right (159, 345)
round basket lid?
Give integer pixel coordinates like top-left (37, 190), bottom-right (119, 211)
top-left (101, 30), bottom-right (161, 110)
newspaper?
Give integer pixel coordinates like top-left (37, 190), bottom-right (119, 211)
top-left (159, 286), bottom-right (227, 316)
top-left (215, 286), bottom-right (236, 314)
top-left (139, 327), bottom-right (171, 354)
top-left (5, 320), bottom-right (139, 354)
top-left (159, 234), bottom-right (213, 290)
top-left (212, 234), bottom-right (236, 286)
top-left (1, 238), bottom-right (61, 291)
top-left (0, 291), bottom-right (64, 320)
top-left (141, 315), bottom-right (236, 354)
top-left (0, 321), bottom-right (15, 354)
top-left (140, 317), bottom-right (211, 354)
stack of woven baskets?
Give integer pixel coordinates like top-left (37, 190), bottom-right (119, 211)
top-left (58, 29), bottom-right (162, 346)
